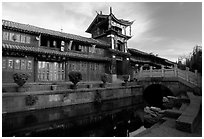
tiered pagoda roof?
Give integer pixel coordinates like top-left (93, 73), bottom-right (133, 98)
top-left (86, 13), bottom-right (133, 33)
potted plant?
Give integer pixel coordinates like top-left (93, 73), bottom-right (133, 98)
top-left (68, 71), bottom-right (82, 89)
top-left (13, 73), bottom-right (29, 92)
top-left (101, 73), bottom-right (108, 88)
top-left (122, 75), bottom-right (129, 86)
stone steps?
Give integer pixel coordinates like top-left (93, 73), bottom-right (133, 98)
top-left (175, 92), bottom-right (202, 133)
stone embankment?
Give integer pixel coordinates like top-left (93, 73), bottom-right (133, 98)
top-left (136, 92), bottom-right (202, 137)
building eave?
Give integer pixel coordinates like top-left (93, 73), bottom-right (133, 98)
top-left (109, 49), bottom-right (131, 57)
top-left (85, 14), bottom-right (109, 33)
top-left (110, 14), bottom-right (133, 26)
top-left (2, 42), bottom-right (111, 62)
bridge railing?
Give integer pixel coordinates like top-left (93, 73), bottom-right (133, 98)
top-left (136, 65), bottom-right (202, 88)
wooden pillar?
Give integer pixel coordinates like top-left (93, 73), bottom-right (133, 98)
top-left (124, 40), bottom-right (127, 53)
top-left (111, 55), bottom-right (116, 74)
top-left (38, 34), bottom-right (41, 47)
top-left (111, 35), bottom-right (114, 49)
top-left (92, 44), bottom-right (96, 53)
top-left (68, 40), bottom-right (73, 50)
top-left (124, 26), bottom-right (126, 36)
top-left (65, 61), bottom-right (69, 82)
top-left (110, 55), bottom-right (117, 82)
top-left (34, 59), bottom-right (38, 82)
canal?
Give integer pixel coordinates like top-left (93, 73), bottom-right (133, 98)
top-left (3, 95), bottom-right (145, 137)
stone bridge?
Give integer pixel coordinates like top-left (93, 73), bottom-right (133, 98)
top-left (134, 65), bottom-right (202, 107)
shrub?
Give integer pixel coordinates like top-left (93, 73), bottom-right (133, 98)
top-left (68, 71), bottom-right (82, 85)
top-left (13, 73), bottom-right (29, 87)
top-left (101, 73), bottom-right (108, 84)
top-left (122, 75), bottom-right (129, 83)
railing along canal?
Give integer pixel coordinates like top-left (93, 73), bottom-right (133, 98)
top-left (136, 65), bottom-right (201, 88)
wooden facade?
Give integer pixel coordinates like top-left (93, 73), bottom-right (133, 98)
top-left (2, 20), bottom-right (110, 83)
top-left (2, 9), bottom-right (175, 84)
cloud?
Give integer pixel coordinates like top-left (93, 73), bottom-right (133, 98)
top-left (130, 38), bottom-right (198, 62)
top-left (2, 2), bottom-right (202, 63)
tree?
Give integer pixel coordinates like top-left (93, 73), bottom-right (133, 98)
top-left (189, 45), bottom-right (202, 74)
top-left (178, 45), bottom-right (202, 74)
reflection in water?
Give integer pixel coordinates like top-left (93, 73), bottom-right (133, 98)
top-left (24, 115), bottom-right (38, 126)
top-left (3, 96), bottom-right (144, 137)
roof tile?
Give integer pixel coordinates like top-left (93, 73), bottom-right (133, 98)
top-left (2, 19), bottom-right (110, 47)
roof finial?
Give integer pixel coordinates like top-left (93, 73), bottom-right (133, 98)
top-left (95, 11), bottom-right (99, 15)
top-left (110, 7), bottom-right (112, 14)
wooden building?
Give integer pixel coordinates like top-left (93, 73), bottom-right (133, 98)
top-left (2, 8), bottom-right (174, 84)
top-left (2, 19), bottom-right (111, 83)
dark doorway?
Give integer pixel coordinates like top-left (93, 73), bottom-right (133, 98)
top-left (143, 84), bottom-right (174, 108)
top-left (116, 60), bottom-right (123, 75)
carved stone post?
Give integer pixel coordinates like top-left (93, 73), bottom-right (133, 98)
top-left (195, 70), bottom-right (198, 77)
top-left (161, 65), bottom-right (164, 77)
top-left (186, 67), bottom-right (189, 81)
top-left (140, 66), bottom-right (143, 73)
top-left (150, 66), bottom-right (153, 77)
top-left (174, 64), bottom-right (178, 77)
top-left (139, 66), bottom-right (143, 78)
top-left (195, 70), bottom-right (198, 85)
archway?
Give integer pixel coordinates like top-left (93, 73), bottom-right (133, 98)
top-left (143, 84), bottom-right (174, 108)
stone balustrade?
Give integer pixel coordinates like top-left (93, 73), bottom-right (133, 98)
top-left (136, 65), bottom-right (201, 88)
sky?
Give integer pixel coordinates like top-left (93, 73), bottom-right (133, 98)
top-left (2, 2), bottom-right (202, 62)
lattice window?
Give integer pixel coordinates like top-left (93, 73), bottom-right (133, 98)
top-left (21, 59), bottom-right (26, 70)
top-left (2, 32), bottom-right (9, 40)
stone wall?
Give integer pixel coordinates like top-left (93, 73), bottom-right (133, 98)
top-left (2, 85), bottom-right (143, 113)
